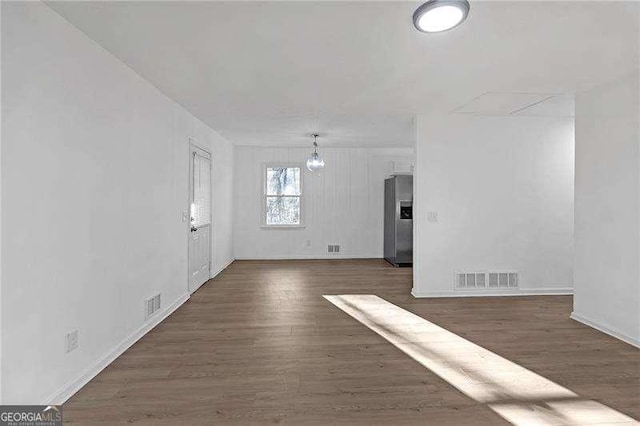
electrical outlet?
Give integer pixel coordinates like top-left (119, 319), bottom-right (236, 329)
top-left (305, 240), bottom-right (312, 248)
top-left (66, 330), bottom-right (78, 353)
top-left (182, 211), bottom-right (189, 222)
top-left (427, 211), bottom-right (438, 223)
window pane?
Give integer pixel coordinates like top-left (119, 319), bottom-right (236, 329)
top-left (267, 167), bottom-right (300, 195)
top-left (192, 154), bottom-right (211, 227)
top-left (266, 196), bottom-right (300, 225)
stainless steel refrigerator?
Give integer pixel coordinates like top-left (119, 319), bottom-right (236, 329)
top-left (384, 175), bottom-right (413, 267)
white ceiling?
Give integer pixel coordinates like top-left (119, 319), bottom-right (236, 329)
top-left (454, 92), bottom-right (557, 115)
top-left (453, 92), bottom-right (575, 117)
top-left (47, 1), bottom-right (638, 147)
top-left (513, 94), bottom-right (575, 118)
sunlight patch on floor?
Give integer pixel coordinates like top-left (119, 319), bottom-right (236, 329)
top-left (324, 294), bottom-right (638, 426)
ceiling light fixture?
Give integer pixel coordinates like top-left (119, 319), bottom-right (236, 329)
top-left (413, 0), bottom-right (470, 33)
top-left (306, 134), bottom-right (325, 172)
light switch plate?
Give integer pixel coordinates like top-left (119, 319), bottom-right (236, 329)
top-left (427, 211), bottom-right (438, 222)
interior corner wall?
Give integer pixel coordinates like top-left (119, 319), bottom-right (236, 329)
top-left (1, 1), bottom-right (234, 403)
top-left (233, 146), bottom-right (414, 259)
top-left (210, 136), bottom-right (235, 275)
top-left (413, 114), bottom-right (575, 297)
top-left (572, 70), bottom-right (640, 347)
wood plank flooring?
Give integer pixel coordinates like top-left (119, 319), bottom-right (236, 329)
top-left (64, 259), bottom-right (640, 424)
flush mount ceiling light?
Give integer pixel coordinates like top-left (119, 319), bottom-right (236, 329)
top-left (306, 134), bottom-right (325, 172)
top-left (413, 0), bottom-right (470, 33)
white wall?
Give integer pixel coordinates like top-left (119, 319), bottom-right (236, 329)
top-left (413, 115), bottom-right (575, 297)
top-left (1, 2), bottom-right (234, 403)
top-left (572, 71), bottom-right (640, 347)
top-left (234, 146), bottom-right (413, 259)
top-left (0, 0), bottom-right (4, 404)
top-left (0, 1), bottom-right (3, 402)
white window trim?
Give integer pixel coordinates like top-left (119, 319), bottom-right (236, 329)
top-left (261, 162), bottom-right (305, 228)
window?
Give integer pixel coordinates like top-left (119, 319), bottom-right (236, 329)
top-left (263, 165), bottom-right (303, 226)
top-left (191, 151), bottom-right (211, 228)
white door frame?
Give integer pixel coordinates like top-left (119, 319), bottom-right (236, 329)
top-left (187, 137), bottom-right (212, 294)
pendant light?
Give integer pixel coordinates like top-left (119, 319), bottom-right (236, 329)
top-left (413, 0), bottom-right (470, 33)
top-left (306, 134), bottom-right (325, 172)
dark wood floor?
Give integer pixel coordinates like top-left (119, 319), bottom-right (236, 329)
top-left (64, 260), bottom-right (639, 424)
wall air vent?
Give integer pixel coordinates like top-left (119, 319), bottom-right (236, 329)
top-left (456, 272), bottom-right (486, 289)
top-left (456, 272), bottom-right (518, 290)
top-left (145, 293), bottom-right (161, 319)
top-left (328, 245), bottom-right (341, 253)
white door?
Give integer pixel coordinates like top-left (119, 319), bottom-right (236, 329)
top-left (188, 144), bottom-right (212, 293)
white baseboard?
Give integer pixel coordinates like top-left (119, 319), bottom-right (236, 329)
top-left (411, 287), bottom-right (573, 298)
top-left (235, 255), bottom-right (381, 260)
top-left (570, 312), bottom-right (640, 349)
top-left (43, 292), bottom-right (190, 405)
top-left (45, 259), bottom-right (234, 404)
top-left (210, 257), bottom-right (235, 279)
